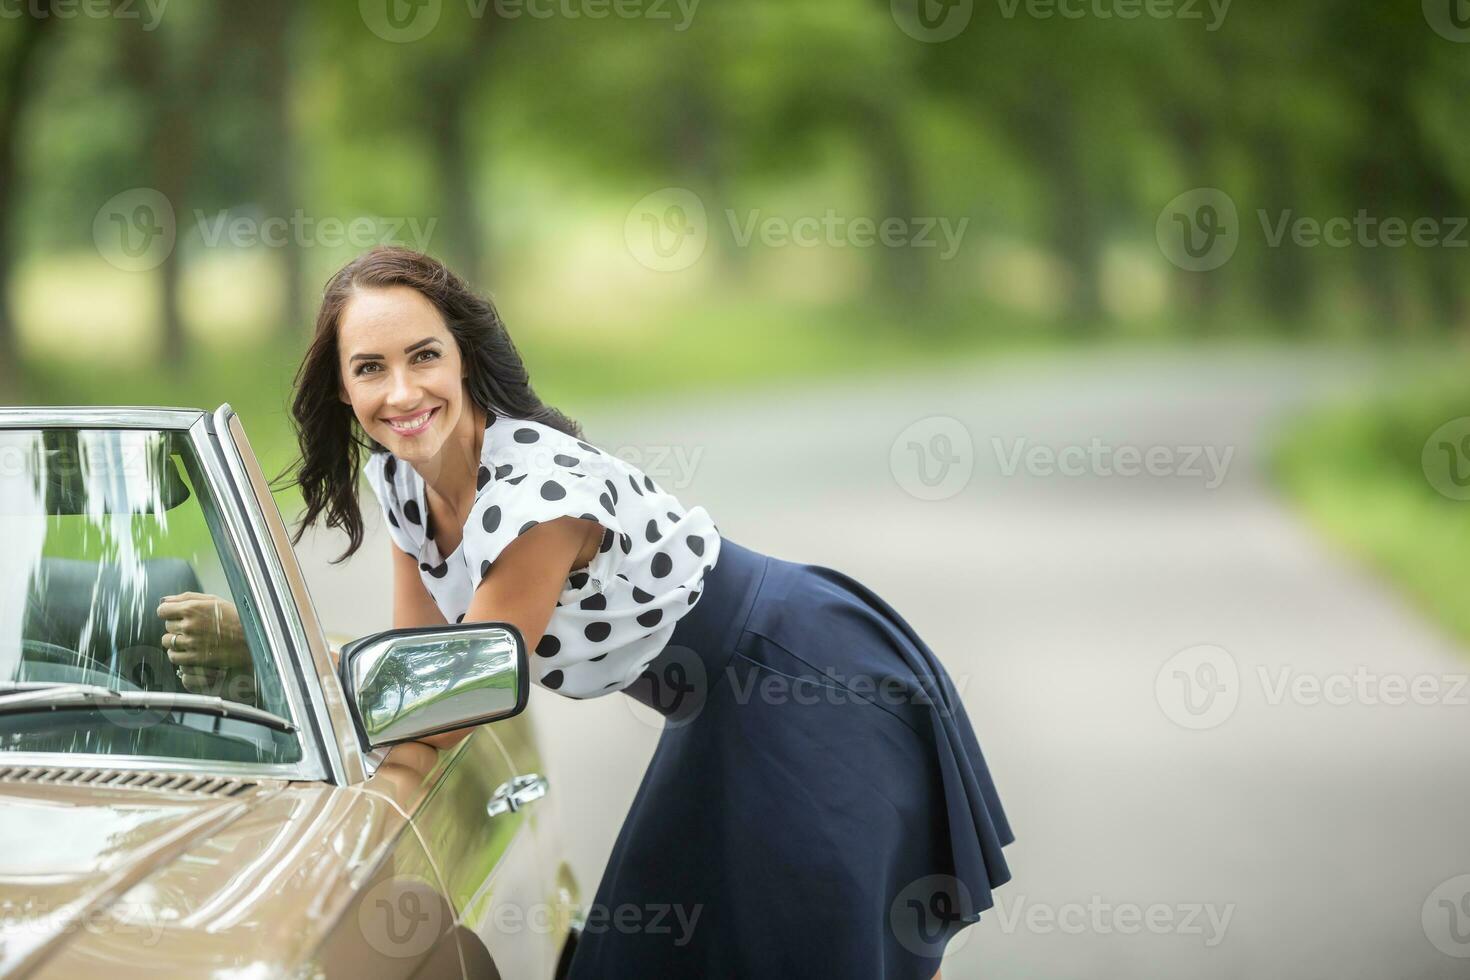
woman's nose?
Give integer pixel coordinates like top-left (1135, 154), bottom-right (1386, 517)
top-left (386, 367), bottom-right (422, 408)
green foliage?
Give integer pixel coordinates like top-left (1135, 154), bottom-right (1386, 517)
top-left (1272, 356), bottom-right (1470, 649)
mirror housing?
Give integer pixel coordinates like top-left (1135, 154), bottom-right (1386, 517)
top-left (337, 622), bottom-right (529, 749)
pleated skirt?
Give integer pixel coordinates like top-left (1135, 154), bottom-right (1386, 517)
top-left (564, 535), bottom-right (1015, 979)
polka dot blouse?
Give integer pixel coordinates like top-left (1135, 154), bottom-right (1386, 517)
top-left (362, 412), bottom-right (722, 699)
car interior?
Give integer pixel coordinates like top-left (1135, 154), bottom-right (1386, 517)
top-left (0, 428), bottom-right (301, 765)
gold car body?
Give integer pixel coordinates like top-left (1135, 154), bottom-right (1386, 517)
top-left (0, 407), bottom-right (580, 979)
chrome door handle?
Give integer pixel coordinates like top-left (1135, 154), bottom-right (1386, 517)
top-left (487, 772), bottom-right (549, 817)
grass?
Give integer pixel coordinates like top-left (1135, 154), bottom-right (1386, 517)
top-left (12, 281), bottom-right (1068, 525)
top-left (1270, 358), bottom-right (1470, 649)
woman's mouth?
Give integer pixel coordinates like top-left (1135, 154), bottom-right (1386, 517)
top-left (383, 406), bottom-right (439, 436)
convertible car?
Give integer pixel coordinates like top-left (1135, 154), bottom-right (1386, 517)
top-left (0, 406), bottom-right (582, 978)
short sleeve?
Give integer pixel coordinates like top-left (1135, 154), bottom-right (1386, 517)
top-left (461, 455), bottom-right (630, 601)
top-left (362, 451), bottom-right (422, 558)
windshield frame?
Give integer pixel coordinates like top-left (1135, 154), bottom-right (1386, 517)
top-left (0, 407), bottom-right (327, 781)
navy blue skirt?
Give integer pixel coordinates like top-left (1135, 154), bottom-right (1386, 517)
top-left (565, 536), bottom-right (1015, 979)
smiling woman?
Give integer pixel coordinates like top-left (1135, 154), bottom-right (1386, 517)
top-left (267, 246), bottom-right (1012, 979)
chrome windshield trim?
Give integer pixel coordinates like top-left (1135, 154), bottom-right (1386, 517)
top-left (0, 407), bottom-right (206, 429)
top-left (186, 416), bottom-right (326, 780)
top-left (0, 751), bottom-right (306, 781)
top-left (211, 405), bottom-right (359, 785)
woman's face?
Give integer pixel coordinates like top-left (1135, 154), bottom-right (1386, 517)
top-left (337, 284), bottom-right (469, 464)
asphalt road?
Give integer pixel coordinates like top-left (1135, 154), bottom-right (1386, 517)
top-left (294, 346), bottom-right (1470, 979)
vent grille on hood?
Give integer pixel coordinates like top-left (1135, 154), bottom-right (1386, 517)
top-left (0, 766), bottom-right (258, 797)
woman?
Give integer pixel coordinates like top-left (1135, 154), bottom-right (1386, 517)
top-left (165, 245), bottom-right (1014, 978)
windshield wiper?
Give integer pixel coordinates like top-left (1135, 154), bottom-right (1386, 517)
top-left (0, 684), bottom-right (296, 734)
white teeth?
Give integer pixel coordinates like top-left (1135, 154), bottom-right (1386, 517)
top-left (388, 409), bottom-right (434, 432)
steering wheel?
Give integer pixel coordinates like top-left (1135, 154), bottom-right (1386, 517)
top-left (16, 640), bottom-right (136, 690)
top-left (15, 639), bottom-right (182, 694)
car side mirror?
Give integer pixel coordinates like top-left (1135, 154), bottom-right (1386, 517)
top-left (337, 622), bottom-right (529, 749)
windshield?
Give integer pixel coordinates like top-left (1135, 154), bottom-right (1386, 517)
top-left (0, 427), bottom-right (301, 765)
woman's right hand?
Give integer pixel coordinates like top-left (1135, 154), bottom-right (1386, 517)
top-left (157, 592), bottom-right (258, 704)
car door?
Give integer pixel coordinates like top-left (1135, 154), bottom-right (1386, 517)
top-left (216, 407), bottom-right (566, 977)
top-left (408, 720), bottom-right (563, 979)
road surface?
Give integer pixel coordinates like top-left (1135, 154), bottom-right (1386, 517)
top-left (294, 346), bottom-right (1470, 978)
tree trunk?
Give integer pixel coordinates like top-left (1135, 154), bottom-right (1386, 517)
top-left (426, 82), bottom-right (484, 280)
top-left (999, 94), bottom-right (1104, 328)
top-left (859, 100), bottom-right (926, 306)
top-left (1253, 129), bottom-right (1311, 328)
top-left (0, 2), bottom-right (56, 399)
top-left (1163, 104), bottom-right (1224, 327)
top-left (253, 0), bottom-right (306, 337)
top-left (423, 14), bottom-right (506, 283)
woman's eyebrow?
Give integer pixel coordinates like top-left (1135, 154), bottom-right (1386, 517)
top-left (349, 337), bottom-right (441, 362)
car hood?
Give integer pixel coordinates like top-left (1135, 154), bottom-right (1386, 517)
top-left (0, 770), bottom-right (415, 978)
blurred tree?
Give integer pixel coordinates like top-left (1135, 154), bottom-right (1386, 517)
top-left (117, 4), bottom-right (235, 368)
top-left (0, 1), bottom-right (58, 393)
top-left (238, 0), bottom-right (306, 337)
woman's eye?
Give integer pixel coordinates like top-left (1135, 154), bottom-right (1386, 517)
top-left (351, 351), bottom-right (436, 377)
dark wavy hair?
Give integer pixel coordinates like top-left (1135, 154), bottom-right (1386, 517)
top-left (277, 246), bottom-right (582, 562)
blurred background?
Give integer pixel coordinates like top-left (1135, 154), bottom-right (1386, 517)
top-left (3, 0), bottom-right (1470, 977)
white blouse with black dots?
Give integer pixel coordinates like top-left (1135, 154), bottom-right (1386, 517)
top-left (362, 412), bottom-right (721, 700)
